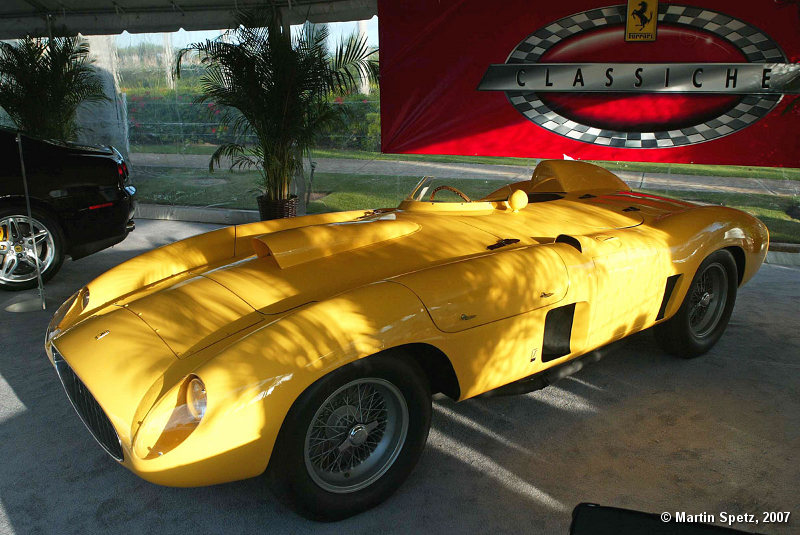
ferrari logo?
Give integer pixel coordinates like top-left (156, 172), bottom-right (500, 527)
top-left (626, 0), bottom-right (658, 42)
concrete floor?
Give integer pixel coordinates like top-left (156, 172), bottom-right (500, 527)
top-left (1, 220), bottom-right (798, 534)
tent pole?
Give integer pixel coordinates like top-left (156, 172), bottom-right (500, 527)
top-left (16, 134), bottom-right (46, 310)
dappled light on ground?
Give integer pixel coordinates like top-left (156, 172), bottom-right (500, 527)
top-left (428, 427), bottom-right (568, 512)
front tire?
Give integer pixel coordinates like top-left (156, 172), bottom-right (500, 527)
top-left (267, 352), bottom-right (432, 521)
top-left (0, 207), bottom-right (64, 291)
top-left (654, 249), bottom-right (738, 358)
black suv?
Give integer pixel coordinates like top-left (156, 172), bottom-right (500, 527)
top-left (0, 127), bottom-right (135, 290)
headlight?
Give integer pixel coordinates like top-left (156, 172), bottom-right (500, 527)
top-left (46, 292), bottom-right (78, 345)
top-left (186, 377), bottom-right (207, 421)
top-left (133, 375), bottom-right (208, 459)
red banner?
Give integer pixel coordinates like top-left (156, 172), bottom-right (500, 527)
top-left (378, 0), bottom-right (800, 166)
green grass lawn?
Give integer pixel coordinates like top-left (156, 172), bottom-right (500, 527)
top-left (132, 166), bottom-right (262, 210)
top-left (641, 189), bottom-right (800, 244)
top-left (131, 144), bottom-right (800, 181)
top-left (131, 166), bottom-right (800, 243)
top-left (133, 144), bottom-right (220, 155)
top-left (132, 167), bottom-right (506, 212)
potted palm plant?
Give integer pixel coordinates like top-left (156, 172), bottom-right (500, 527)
top-left (176, 9), bottom-right (378, 220)
top-left (0, 35), bottom-right (106, 140)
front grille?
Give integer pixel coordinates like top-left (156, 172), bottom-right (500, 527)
top-left (52, 347), bottom-right (123, 461)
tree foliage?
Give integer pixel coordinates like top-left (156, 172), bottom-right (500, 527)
top-left (0, 35), bottom-right (107, 140)
top-left (176, 8), bottom-right (378, 201)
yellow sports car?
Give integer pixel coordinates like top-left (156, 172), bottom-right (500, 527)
top-left (44, 160), bottom-right (767, 520)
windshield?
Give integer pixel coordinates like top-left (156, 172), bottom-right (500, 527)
top-left (405, 176), bottom-right (516, 203)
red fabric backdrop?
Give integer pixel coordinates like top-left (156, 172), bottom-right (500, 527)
top-left (378, 0), bottom-right (800, 166)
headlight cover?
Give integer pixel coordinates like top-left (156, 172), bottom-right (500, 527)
top-left (133, 375), bottom-right (207, 459)
top-left (186, 377), bottom-right (207, 421)
top-left (46, 292), bottom-right (78, 346)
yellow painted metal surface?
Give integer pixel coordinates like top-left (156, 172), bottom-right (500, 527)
top-left (123, 275), bottom-right (261, 359)
top-left (253, 218), bottom-right (420, 268)
top-left (45, 160), bottom-right (768, 488)
top-left (530, 160), bottom-right (631, 194)
top-left (395, 244), bottom-right (568, 332)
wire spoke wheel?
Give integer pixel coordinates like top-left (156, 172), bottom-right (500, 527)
top-left (653, 249), bottom-right (738, 358)
top-left (304, 377), bottom-right (409, 494)
top-left (270, 353), bottom-right (431, 520)
top-left (687, 262), bottom-right (728, 339)
top-left (0, 215), bottom-right (55, 284)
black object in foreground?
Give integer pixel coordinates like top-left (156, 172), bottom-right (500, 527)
top-left (0, 127), bottom-right (135, 290)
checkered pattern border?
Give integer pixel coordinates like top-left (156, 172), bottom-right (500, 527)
top-left (505, 4), bottom-right (787, 148)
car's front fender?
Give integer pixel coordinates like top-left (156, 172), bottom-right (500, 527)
top-left (126, 280), bottom-right (443, 486)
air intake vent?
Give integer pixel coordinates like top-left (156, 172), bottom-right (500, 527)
top-left (52, 347), bottom-right (123, 461)
top-left (657, 274), bottom-right (682, 321)
top-left (542, 303), bottom-right (576, 362)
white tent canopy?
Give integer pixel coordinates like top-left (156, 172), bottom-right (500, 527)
top-left (0, 0), bottom-right (377, 39)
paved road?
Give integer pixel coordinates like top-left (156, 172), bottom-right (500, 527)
top-left (1, 220), bottom-right (798, 534)
top-left (130, 152), bottom-right (800, 196)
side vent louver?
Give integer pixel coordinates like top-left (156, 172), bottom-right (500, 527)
top-left (657, 274), bottom-right (682, 321)
top-left (542, 303), bottom-right (576, 362)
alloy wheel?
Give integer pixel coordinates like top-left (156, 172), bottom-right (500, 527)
top-left (0, 215), bottom-right (55, 284)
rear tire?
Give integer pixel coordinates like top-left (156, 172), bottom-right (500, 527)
top-left (0, 207), bottom-right (64, 291)
top-left (267, 351), bottom-right (432, 521)
top-left (654, 249), bottom-right (738, 358)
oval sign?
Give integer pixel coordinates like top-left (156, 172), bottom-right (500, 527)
top-left (480, 4), bottom-right (789, 148)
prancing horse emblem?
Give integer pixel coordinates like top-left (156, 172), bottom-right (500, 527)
top-left (632, 1), bottom-right (652, 30)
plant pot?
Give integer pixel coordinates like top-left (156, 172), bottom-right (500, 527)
top-left (257, 195), bottom-right (298, 221)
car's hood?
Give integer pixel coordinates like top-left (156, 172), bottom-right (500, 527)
top-left (122, 273), bottom-right (263, 359)
top-left (110, 216), bottom-right (433, 359)
top-left (202, 213), bottom-right (500, 313)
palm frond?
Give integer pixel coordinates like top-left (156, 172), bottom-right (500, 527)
top-left (0, 35), bottom-right (107, 140)
top-left (175, 6), bottom-right (379, 201)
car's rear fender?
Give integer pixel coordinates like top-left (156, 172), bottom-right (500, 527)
top-left (0, 195), bottom-right (63, 231)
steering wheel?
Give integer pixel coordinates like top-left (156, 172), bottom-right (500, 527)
top-left (429, 185), bottom-right (471, 202)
